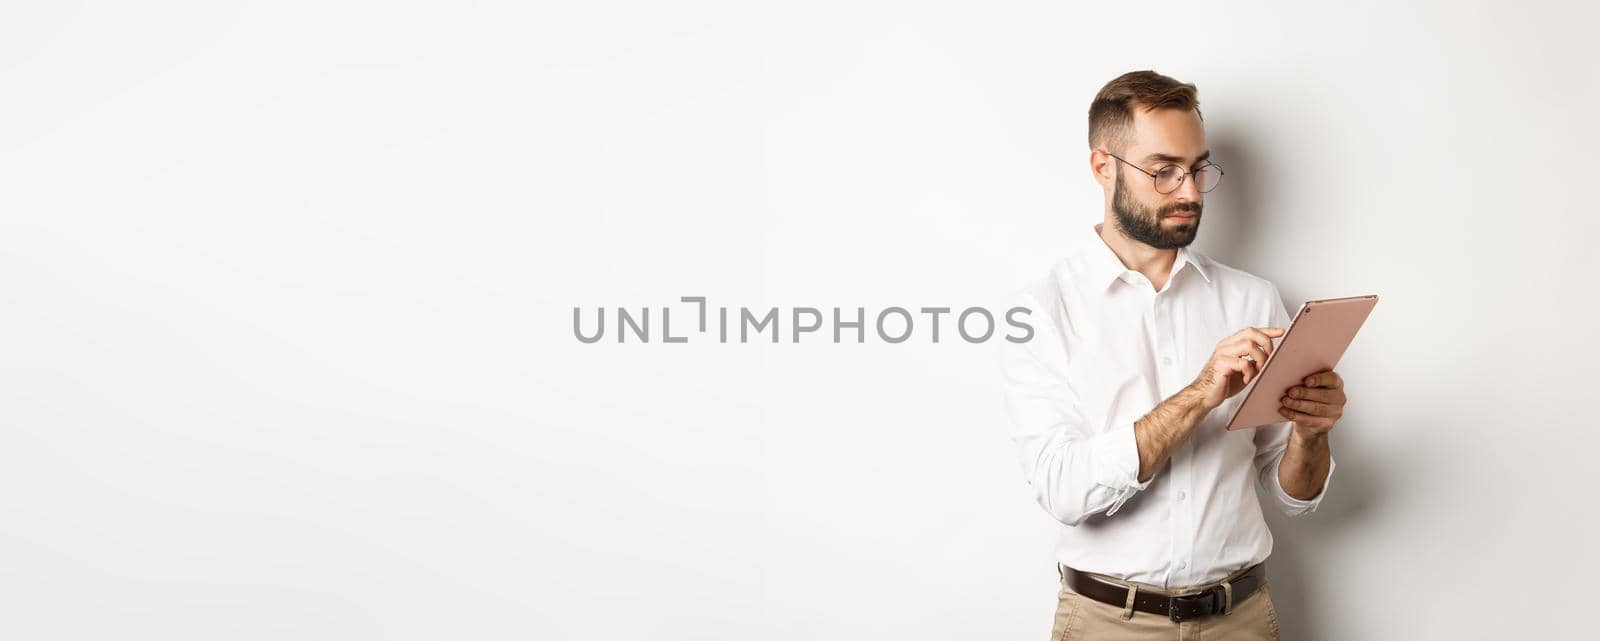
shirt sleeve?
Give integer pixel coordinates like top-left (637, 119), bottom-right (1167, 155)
top-left (1002, 292), bottom-right (1152, 527)
top-left (1251, 283), bottom-right (1336, 516)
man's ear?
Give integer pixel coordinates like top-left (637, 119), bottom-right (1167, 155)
top-left (1089, 149), bottom-right (1115, 189)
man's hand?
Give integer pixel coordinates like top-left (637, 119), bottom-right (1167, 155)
top-left (1188, 326), bottom-right (1285, 410)
top-left (1135, 326), bottom-right (1285, 483)
top-left (1277, 369), bottom-right (1343, 501)
top-left (1278, 370), bottom-right (1346, 439)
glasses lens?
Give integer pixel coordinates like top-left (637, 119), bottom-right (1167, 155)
top-left (1154, 165), bottom-right (1184, 193)
top-left (1194, 165), bottom-right (1222, 193)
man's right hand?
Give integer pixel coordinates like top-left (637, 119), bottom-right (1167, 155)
top-left (1189, 326), bottom-right (1286, 410)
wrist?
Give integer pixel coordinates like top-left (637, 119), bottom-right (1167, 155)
top-left (1290, 425), bottom-right (1330, 446)
top-left (1181, 381), bottom-right (1218, 412)
top-left (1176, 383), bottom-right (1215, 419)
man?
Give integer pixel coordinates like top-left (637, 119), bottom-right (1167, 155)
top-left (1003, 70), bottom-right (1344, 641)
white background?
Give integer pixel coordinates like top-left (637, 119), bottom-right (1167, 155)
top-left (2, 1), bottom-right (1595, 639)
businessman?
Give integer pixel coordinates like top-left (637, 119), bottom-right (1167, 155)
top-left (1003, 70), bottom-right (1344, 640)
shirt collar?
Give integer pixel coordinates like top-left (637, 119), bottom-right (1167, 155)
top-left (1084, 222), bottom-right (1212, 290)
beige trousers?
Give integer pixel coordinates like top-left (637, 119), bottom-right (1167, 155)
top-left (1048, 567), bottom-right (1281, 641)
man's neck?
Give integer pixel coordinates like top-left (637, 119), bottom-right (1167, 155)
top-left (1096, 221), bottom-right (1177, 291)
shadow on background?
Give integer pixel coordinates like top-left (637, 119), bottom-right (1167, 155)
top-left (1203, 128), bottom-right (1391, 641)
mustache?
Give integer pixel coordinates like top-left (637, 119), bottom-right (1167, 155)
top-left (1161, 203), bottom-right (1201, 217)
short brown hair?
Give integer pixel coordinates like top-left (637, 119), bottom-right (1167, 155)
top-left (1088, 70), bottom-right (1202, 153)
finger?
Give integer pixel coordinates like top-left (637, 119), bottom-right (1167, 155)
top-left (1279, 396), bottom-right (1342, 418)
top-left (1228, 334), bottom-right (1267, 364)
top-left (1241, 329), bottom-right (1280, 359)
top-left (1303, 370), bottom-right (1343, 389)
top-left (1245, 326), bottom-right (1285, 351)
top-left (1246, 339), bottom-right (1271, 360)
top-left (1241, 354), bottom-right (1259, 384)
top-left (1220, 346), bottom-right (1259, 377)
top-left (1218, 353), bottom-right (1257, 384)
top-left (1278, 406), bottom-right (1336, 428)
top-left (1286, 386), bottom-right (1345, 404)
top-left (1216, 354), bottom-right (1248, 380)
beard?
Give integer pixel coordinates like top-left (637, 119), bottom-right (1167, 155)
top-left (1111, 168), bottom-right (1202, 249)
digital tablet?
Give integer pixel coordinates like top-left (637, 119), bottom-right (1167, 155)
top-left (1225, 294), bottom-right (1379, 430)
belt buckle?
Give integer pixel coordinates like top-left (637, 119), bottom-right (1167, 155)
top-left (1166, 589), bottom-right (1220, 623)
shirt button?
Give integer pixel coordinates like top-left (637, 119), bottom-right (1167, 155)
top-left (1176, 491), bottom-right (1186, 501)
top-left (1177, 561), bottom-right (1187, 570)
top-left (1161, 356), bottom-right (1173, 366)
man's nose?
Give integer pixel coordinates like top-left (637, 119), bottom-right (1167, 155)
top-left (1172, 173), bottom-right (1203, 201)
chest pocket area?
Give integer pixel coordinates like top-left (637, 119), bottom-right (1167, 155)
top-left (1062, 314), bottom-right (1154, 430)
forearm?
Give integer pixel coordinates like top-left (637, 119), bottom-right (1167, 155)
top-left (1133, 384), bottom-right (1212, 483)
top-left (1277, 428), bottom-right (1332, 500)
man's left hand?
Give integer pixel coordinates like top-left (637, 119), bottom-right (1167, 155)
top-left (1279, 370), bottom-right (1345, 437)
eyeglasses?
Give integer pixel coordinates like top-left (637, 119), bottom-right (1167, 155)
top-left (1103, 151), bottom-right (1224, 194)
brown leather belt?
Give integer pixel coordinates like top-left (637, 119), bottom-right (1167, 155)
top-left (1059, 563), bottom-right (1266, 623)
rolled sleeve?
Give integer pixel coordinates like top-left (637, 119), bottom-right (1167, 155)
top-left (1089, 420), bottom-right (1152, 515)
top-left (1261, 445), bottom-right (1336, 516)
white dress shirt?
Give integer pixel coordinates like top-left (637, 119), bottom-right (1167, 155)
top-left (1003, 222), bottom-right (1335, 588)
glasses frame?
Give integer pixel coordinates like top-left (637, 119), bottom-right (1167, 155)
top-left (1102, 150), bottom-right (1224, 194)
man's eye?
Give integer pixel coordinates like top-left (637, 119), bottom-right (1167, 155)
top-left (1156, 166), bottom-right (1183, 179)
